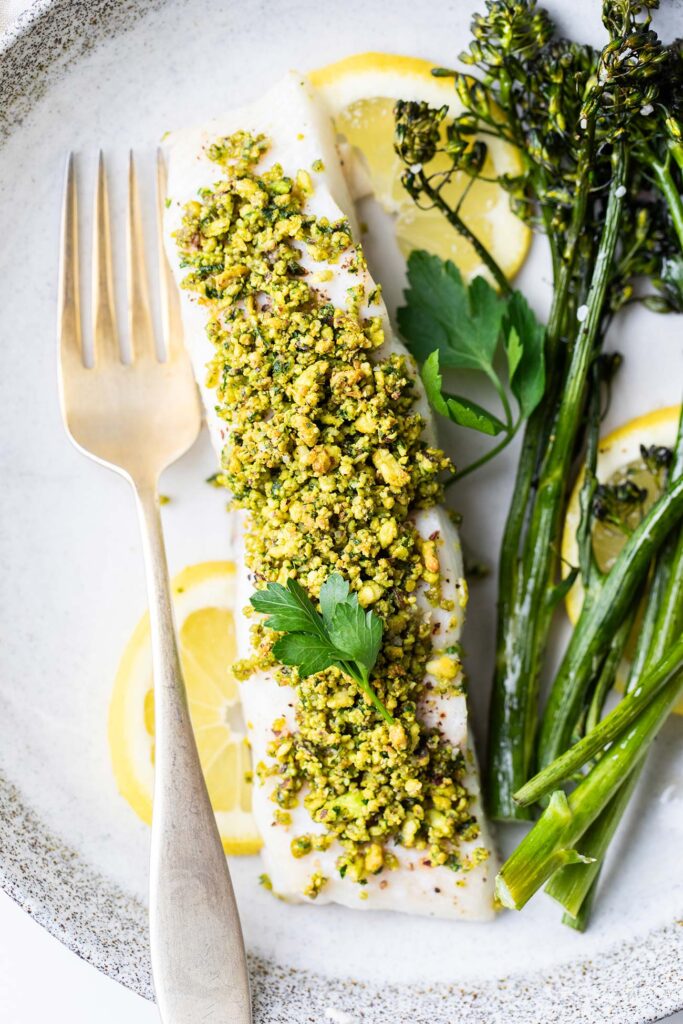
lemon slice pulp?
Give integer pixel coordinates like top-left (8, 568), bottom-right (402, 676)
top-left (309, 53), bottom-right (531, 281)
top-left (562, 405), bottom-right (682, 713)
top-left (109, 561), bottom-right (262, 854)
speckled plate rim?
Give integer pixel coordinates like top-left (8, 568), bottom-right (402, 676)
top-left (2, 766), bottom-right (682, 1024)
top-left (1, 3), bottom-right (682, 1021)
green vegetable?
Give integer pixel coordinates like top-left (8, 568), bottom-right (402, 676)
top-left (422, 351), bottom-right (506, 437)
top-left (399, 251), bottom-right (545, 480)
top-left (399, 253), bottom-right (506, 373)
top-left (591, 480), bottom-right (648, 536)
top-left (490, 143), bottom-right (629, 818)
top-left (497, 403), bottom-right (683, 917)
top-left (503, 290), bottom-right (546, 420)
top-left (516, 634), bottom-right (683, 806)
top-left (537, 473), bottom-right (683, 770)
top-left (395, 0), bottom-right (683, 925)
top-left (496, 664), bottom-right (683, 911)
top-left (395, 0), bottom-right (683, 826)
top-left (250, 574), bottom-right (392, 722)
top-left (543, 406), bottom-right (683, 923)
top-left (546, 767), bottom-right (642, 929)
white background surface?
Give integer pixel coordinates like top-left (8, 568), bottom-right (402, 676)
top-left (0, 0), bottom-right (28, 27)
top-left (0, 892), bottom-right (155, 1021)
top-left (0, 11), bottom-right (150, 1021)
top-left (0, 1), bottom-right (681, 1022)
top-left (0, 880), bottom-right (681, 1024)
top-left (0, 1), bottom-right (146, 1015)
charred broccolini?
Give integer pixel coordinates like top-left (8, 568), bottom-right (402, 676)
top-left (394, 0), bottom-right (683, 926)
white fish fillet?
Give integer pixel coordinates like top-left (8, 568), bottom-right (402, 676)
top-left (163, 73), bottom-right (497, 921)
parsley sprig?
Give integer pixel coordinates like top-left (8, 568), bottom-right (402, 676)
top-left (250, 573), bottom-right (393, 723)
top-left (398, 250), bottom-right (545, 483)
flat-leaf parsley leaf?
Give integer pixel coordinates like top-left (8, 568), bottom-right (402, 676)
top-left (398, 250), bottom-right (545, 482)
top-left (251, 574), bottom-right (393, 722)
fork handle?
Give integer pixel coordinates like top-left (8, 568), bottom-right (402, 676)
top-left (134, 481), bottom-right (252, 1024)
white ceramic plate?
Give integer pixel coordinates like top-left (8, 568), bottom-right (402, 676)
top-left (1, 1), bottom-right (682, 1021)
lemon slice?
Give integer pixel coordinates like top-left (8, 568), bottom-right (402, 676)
top-left (309, 52), bottom-right (531, 281)
top-left (109, 561), bottom-right (262, 854)
top-left (562, 405), bottom-right (682, 712)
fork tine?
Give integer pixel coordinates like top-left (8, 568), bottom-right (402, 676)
top-left (127, 152), bottom-right (156, 361)
top-left (58, 153), bottom-right (83, 366)
top-left (156, 149), bottom-right (185, 361)
top-left (92, 152), bottom-right (120, 364)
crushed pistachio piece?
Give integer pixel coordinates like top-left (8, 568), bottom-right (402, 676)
top-left (426, 654), bottom-right (459, 682)
top-left (291, 834), bottom-right (313, 858)
top-left (304, 872), bottom-right (328, 899)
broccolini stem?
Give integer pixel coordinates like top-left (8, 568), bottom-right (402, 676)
top-left (625, 556), bottom-right (670, 688)
top-left (548, 403), bottom-right (683, 927)
top-left (538, 473), bottom-right (683, 769)
top-left (561, 877), bottom-right (600, 932)
top-left (516, 633), bottom-right (683, 805)
top-left (489, 147), bottom-right (628, 817)
top-left (539, 398), bottom-right (683, 766)
top-left (649, 157), bottom-right (683, 254)
top-left (486, 407), bottom-right (548, 819)
top-left (575, 354), bottom-right (605, 588)
top-left (486, 137), bottom-right (598, 820)
top-left (545, 764), bottom-right (644, 924)
top-left (416, 172), bottom-right (512, 295)
top-left (584, 610), bottom-right (634, 735)
top-left (668, 136), bottom-right (683, 177)
top-left (496, 664), bottom-right (683, 910)
top-left (641, 405), bottom-right (683, 669)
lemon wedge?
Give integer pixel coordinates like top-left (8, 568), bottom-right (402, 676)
top-left (309, 52), bottom-right (531, 281)
top-left (562, 405), bottom-right (682, 713)
top-left (109, 561), bottom-right (262, 854)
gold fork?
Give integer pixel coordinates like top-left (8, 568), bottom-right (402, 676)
top-left (58, 152), bottom-right (251, 1024)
